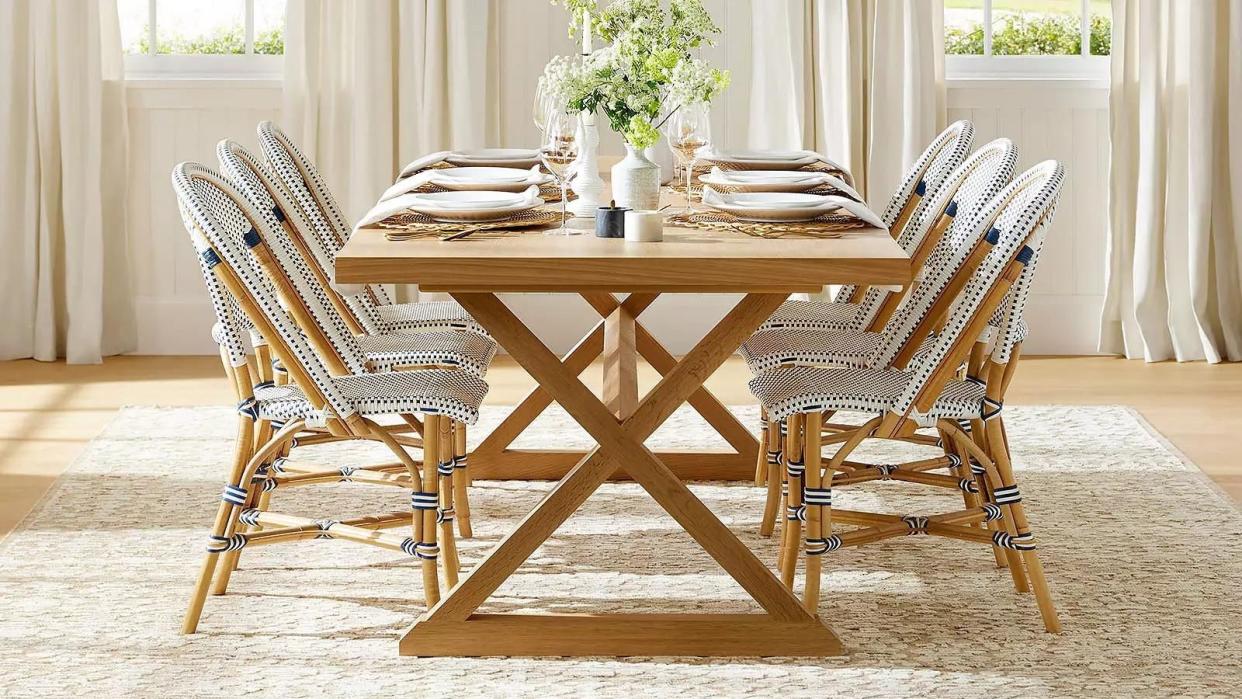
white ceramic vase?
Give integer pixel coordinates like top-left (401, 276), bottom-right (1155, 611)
top-left (611, 144), bottom-right (661, 211)
top-left (645, 134), bottom-right (676, 185)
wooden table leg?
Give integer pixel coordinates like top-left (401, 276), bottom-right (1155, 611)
top-left (468, 292), bottom-right (765, 481)
top-left (397, 292), bottom-right (843, 657)
top-left (603, 302), bottom-right (638, 419)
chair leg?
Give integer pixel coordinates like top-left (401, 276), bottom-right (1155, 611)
top-left (452, 421), bottom-right (473, 538)
top-left (183, 412), bottom-right (255, 634)
top-left (754, 410), bottom-right (769, 487)
top-left (985, 413), bottom-right (1060, 633)
top-left (437, 417), bottom-right (460, 587)
top-left (802, 412), bottom-right (830, 612)
top-left (779, 414), bottom-right (805, 588)
top-left (418, 415), bottom-right (443, 607)
top-left (758, 418), bottom-right (783, 537)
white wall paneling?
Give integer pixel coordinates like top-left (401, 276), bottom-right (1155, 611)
top-left (125, 20), bottom-right (1108, 356)
top-left (126, 81), bottom-right (281, 354)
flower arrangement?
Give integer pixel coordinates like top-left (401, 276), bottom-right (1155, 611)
top-left (540, 0), bottom-right (730, 150)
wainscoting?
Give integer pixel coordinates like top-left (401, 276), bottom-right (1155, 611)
top-left (126, 78), bottom-right (1108, 356)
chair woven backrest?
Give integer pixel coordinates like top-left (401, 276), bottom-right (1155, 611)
top-left (215, 142), bottom-right (371, 376)
top-left (172, 162), bottom-right (357, 420)
top-left (835, 120), bottom-right (975, 303)
top-left (851, 138), bottom-right (1019, 329)
top-left (256, 121), bottom-right (394, 312)
top-left (892, 160), bottom-right (1064, 419)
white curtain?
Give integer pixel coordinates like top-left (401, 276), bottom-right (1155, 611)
top-left (0, 0), bottom-right (134, 363)
top-left (283, 0), bottom-right (500, 225)
top-left (1101, 0), bottom-right (1242, 363)
top-left (748, 0), bottom-right (945, 203)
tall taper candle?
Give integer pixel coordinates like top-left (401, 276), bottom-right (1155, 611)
top-left (582, 11), bottom-right (592, 54)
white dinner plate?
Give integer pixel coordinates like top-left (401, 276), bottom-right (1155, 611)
top-left (710, 149), bottom-right (809, 162)
top-left (407, 200), bottom-right (543, 223)
top-left (701, 152), bottom-right (821, 171)
top-left (699, 171), bottom-right (826, 194)
top-left (706, 192), bottom-right (829, 209)
top-left (406, 190), bottom-right (529, 210)
top-left (432, 167), bottom-right (533, 182)
top-left (429, 166), bottom-right (553, 192)
top-left (446, 148), bottom-right (541, 167)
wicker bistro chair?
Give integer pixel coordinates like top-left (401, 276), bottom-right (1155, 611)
top-left (758, 138), bottom-right (1017, 338)
top-left (747, 161), bottom-right (1064, 633)
top-left (217, 140), bottom-right (497, 378)
top-left (783, 120), bottom-right (976, 320)
top-left (744, 140), bottom-right (1020, 517)
top-left (255, 121), bottom-right (483, 336)
top-left (216, 140), bottom-right (494, 537)
top-left (174, 162), bottom-right (489, 633)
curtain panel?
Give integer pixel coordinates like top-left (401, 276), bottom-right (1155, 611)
top-left (0, 0), bottom-right (134, 363)
top-left (1101, 0), bottom-right (1242, 362)
top-left (283, 0), bottom-right (500, 225)
top-left (747, 0), bottom-right (946, 204)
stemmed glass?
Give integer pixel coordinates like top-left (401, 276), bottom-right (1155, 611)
top-left (532, 78), bottom-right (555, 133)
top-left (540, 110), bottom-right (580, 235)
top-left (663, 102), bottom-right (711, 213)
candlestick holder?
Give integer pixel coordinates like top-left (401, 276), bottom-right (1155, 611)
top-left (569, 111), bottom-right (605, 218)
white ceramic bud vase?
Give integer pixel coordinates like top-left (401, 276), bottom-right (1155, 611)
top-left (611, 144), bottom-right (661, 211)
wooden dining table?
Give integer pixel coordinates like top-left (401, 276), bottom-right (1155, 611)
top-left (336, 195), bottom-right (911, 658)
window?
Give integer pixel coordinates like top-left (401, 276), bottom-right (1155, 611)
top-left (118, 0), bottom-right (285, 79)
top-left (945, 0), bottom-right (1110, 80)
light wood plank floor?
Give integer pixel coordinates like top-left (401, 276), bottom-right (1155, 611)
top-left (2, 355), bottom-right (1239, 539)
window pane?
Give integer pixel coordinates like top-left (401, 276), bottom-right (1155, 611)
top-left (991, 0), bottom-right (1081, 56)
top-left (155, 0), bottom-right (245, 55)
top-left (945, 0), bottom-right (985, 55)
top-left (1089, 0), bottom-right (1111, 56)
top-left (117, 0), bottom-right (149, 54)
top-left (254, 0), bottom-right (286, 55)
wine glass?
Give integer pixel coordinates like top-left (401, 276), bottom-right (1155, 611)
top-left (663, 102), bottom-right (711, 213)
top-left (532, 78), bottom-right (555, 133)
top-left (540, 110), bottom-right (580, 235)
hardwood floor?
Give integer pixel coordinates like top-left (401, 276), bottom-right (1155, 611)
top-left (1, 355), bottom-right (1238, 540)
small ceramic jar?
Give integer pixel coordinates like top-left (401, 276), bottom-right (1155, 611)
top-left (595, 201), bottom-right (629, 238)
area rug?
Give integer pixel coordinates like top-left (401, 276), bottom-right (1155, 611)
top-left (0, 405), bottom-right (1238, 698)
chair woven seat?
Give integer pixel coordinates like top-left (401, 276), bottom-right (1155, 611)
top-left (255, 369), bottom-right (487, 425)
top-left (375, 301), bottom-right (486, 335)
top-left (741, 327), bottom-right (946, 374)
top-left (757, 300), bottom-right (861, 332)
top-left (748, 365), bottom-right (986, 425)
top-left (356, 330), bottom-right (496, 375)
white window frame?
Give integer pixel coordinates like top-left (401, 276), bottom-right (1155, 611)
top-left (123, 0), bottom-right (282, 80)
top-left (945, 0), bottom-right (1109, 83)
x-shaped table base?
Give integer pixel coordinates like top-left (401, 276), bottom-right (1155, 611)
top-left (467, 292), bottom-right (761, 480)
top-left (398, 292), bottom-right (842, 657)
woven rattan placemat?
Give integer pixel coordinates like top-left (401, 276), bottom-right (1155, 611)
top-left (377, 208), bottom-right (571, 240)
top-left (665, 210), bottom-right (867, 238)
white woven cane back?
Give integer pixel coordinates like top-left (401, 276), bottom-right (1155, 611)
top-left (893, 161), bottom-right (1064, 419)
top-left (214, 144), bottom-right (371, 376)
top-left (851, 138), bottom-right (1019, 329)
top-left (256, 121), bottom-right (394, 309)
top-left (189, 223), bottom-right (250, 369)
top-left (867, 154), bottom-right (1048, 371)
top-left (834, 120), bottom-right (975, 304)
top-left (172, 163), bottom-right (357, 421)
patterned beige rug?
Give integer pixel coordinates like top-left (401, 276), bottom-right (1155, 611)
top-left (1, 405), bottom-right (1238, 698)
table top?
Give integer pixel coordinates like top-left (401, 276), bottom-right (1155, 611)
top-left (337, 162), bottom-right (911, 293)
top-left (339, 221), bottom-right (910, 293)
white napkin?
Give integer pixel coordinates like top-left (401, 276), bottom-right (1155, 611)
top-left (701, 188), bottom-right (886, 230)
top-left (380, 165), bottom-right (544, 202)
top-left (707, 167), bottom-right (863, 202)
top-left (354, 185), bottom-right (543, 232)
top-left (703, 149), bottom-right (854, 186)
top-left (398, 151), bottom-right (451, 179)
